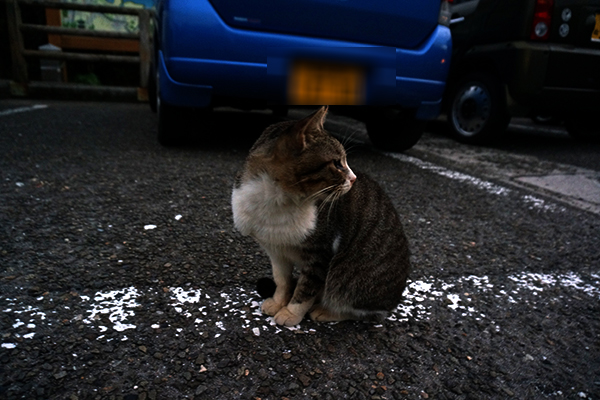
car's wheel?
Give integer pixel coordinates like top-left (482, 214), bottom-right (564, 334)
top-left (157, 99), bottom-right (189, 147)
top-left (156, 62), bottom-right (200, 147)
top-left (366, 108), bottom-right (425, 152)
top-left (152, 46), bottom-right (183, 146)
top-left (565, 115), bottom-right (599, 142)
top-left (448, 72), bottom-right (510, 144)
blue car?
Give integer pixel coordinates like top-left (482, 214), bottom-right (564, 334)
top-left (149, 0), bottom-right (452, 151)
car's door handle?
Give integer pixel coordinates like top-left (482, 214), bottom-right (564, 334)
top-left (450, 16), bottom-right (465, 25)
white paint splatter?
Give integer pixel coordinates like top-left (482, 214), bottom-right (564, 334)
top-left (175, 215), bottom-right (182, 220)
top-left (215, 321), bottom-right (226, 331)
top-left (169, 287), bottom-right (202, 318)
top-left (508, 272), bottom-right (600, 298)
top-left (2, 269), bottom-right (597, 348)
top-left (81, 287), bottom-right (141, 333)
top-left (2, 343), bottom-right (17, 349)
top-left (446, 294), bottom-right (462, 310)
top-left (144, 225), bottom-right (157, 230)
top-left (113, 322), bottom-right (136, 332)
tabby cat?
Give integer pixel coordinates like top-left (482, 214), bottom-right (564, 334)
top-left (231, 106), bottom-right (411, 326)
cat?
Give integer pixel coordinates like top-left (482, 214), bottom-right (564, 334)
top-left (231, 106), bottom-right (411, 326)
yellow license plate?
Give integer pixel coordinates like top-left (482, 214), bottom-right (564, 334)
top-left (287, 60), bottom-right (365, 105)
top-left (592, 14), bottom-right (600, 42)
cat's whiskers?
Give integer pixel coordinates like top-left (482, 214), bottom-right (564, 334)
top-left (316, 189), bottom-right (336, 214)
top-left (343, 144), bottom-right (360, 158)
top-left (305, 184), bottom-right (337, 204)
top-left (290, 176), bottom-right (312, 188)
top-left (340, 127), bottom-right (362, 153)
top-left (325, 188), bottom-right (344, 221)
top-left (342, 127), bottom-right (359, 145)
top-left (317, 185), bottom-right (345, 219)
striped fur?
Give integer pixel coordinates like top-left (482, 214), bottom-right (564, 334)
top-left (232, 107), bottom-right (410, 326)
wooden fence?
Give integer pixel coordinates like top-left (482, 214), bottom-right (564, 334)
top-left (4, 0), bottom-right (153, 100)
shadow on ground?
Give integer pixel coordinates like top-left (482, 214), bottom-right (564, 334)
top-left (426, 118), bottom-right (600, 171)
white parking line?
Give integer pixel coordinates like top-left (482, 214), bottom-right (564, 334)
top-left (0, 104), bottom-right (48, 117)
top-left (387, 152), bottom-right (510, 196)
top-left (386, 152), bottom-right (564, 213)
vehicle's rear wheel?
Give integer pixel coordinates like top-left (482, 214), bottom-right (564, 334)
top-left (448, 72), bottom-right (510, 144)
top-left (366, 108), bottom-right (425, 152)
top-left (157, 99), bottom-right (189, 147)
top-left (156, 63), bottom-right (200, 147)
top-left (565, 115), bottom-right (599, 142)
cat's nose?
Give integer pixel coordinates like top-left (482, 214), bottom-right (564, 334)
top-left (348, 171), bottom-right (357, 185)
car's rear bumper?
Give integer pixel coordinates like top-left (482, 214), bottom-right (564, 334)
top-left (159, 15), bottom-right (451, 119)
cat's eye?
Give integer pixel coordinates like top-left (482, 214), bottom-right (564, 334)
top-left (333, 159), bottom-right (344, 171)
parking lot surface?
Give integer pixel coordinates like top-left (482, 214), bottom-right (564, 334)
top-left (1, 101), bottom-right (599, 399)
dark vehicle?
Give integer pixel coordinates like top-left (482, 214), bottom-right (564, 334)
top-left (149, 0), bottom-right (453, 151)
top-left (445, 0), bottom-right (600, 143)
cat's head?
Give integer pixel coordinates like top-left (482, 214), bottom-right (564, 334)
top-left (250, 106), bottom-right (356, 200)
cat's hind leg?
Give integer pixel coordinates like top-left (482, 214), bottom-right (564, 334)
top-left (309, 304), bottom-right (359, 322)
top-left (310, 304), bottom-right (387, 323)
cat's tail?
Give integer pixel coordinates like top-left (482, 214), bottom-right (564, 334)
top-left (256, 277), bottom-right (298, 299)
top-left (256, 277), bottom-right (276, 299)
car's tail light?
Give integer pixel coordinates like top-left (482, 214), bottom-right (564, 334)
top-left (531, 0), bottom-right (554, 40)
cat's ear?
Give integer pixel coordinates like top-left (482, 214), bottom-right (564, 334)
top-left (292, 106), bottom-right (329, 151)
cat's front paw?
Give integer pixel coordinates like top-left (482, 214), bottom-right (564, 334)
top-left (261, 297), bottom-right (285, 316)
top-left (273, 306), bottom-right (303, 326)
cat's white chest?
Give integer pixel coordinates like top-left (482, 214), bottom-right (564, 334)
top-left (232, 174), bottom-right (317, 247)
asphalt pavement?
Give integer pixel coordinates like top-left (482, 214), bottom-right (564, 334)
top-left (1, 100), bottom-right (599, 400)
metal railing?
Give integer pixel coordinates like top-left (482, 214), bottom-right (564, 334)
top-left (4, 0), bottom-right (153, 99)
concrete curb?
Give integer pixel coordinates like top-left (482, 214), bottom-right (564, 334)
top-left (0, 80), bottom-right (147, 102)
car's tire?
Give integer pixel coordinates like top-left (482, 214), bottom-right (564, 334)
top-left (448, 72), bottom-right (510, 144)
top-left (155, 60), bottom-right (200, 147)
top-left (157, 99), bottom-right (189, 147)
top-left (366, 108), bottom-right (425, 152)
top-left (565, 115), bottom-right (599, 142)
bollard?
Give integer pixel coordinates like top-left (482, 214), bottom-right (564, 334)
top-left (38, 43), bottom-right (63, 82)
